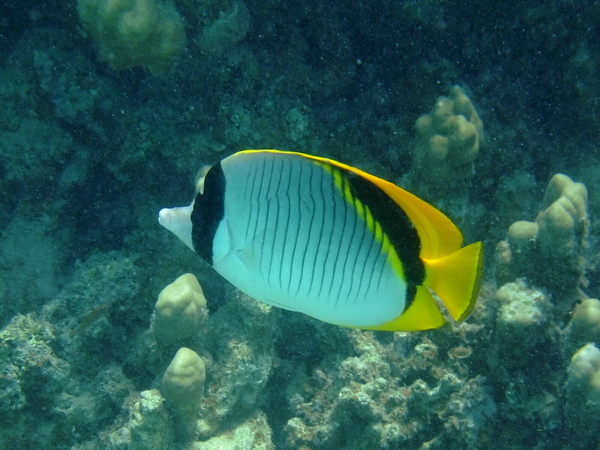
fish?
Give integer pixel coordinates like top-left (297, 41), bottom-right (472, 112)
top-left (158, 150), bottom-right (483, 331)
top-left (70, 303), bottom-right (110, 336)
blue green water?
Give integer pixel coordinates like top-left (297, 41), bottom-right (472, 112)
top-left (0, 0), bottom-right (598, 448)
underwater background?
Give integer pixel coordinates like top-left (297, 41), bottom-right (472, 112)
top-left (1, 0), bottom-right (600, 448)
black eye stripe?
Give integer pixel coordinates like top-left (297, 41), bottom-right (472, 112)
top-left (191, 162), bottom-right (225, 265)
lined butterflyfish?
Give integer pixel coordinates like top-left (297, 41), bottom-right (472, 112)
top-left (158, 150), bottom-right (483, 331)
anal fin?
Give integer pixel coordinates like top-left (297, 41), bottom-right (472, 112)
top-left (366, 286), bottom-right (445, 331)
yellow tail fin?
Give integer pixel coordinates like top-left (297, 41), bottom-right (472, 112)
top-left (423, 241), bottom-right (484, 322)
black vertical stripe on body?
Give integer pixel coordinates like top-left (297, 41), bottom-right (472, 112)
top-left (344, 169), bottom-right (425, 294)
top-left (348, 194), bottom-right (369, 304)
top-left (374, 221), bottom-right (387, 291)
top-left (191, 162), bottom-right (226, 265)
top-left (288, 161), bottom-right (304, 292)
top-left (266, 157), bottom-right (284, 283)
top-left (295, 162), bottom-right (317, 296)
top-left (331, 177), bottom-right (350, 306)
top-left (317, 167), bottom-right (337, 298)
top-left (310, 166), bottom-right (328, 298)
top-left (363, 221), bottom-right (383, 298)
top-left (260, 156), bottom-right (277, 278)
top-left (357, 229), bottom-right (378, 299)
top-left (242, 158), bottom-right (254, 208)
top-left (279, 158), bottom-right (293, 291)
top-left (244, 159), bottom-right (259, 242)
top-left (252, 156), bottom-right (271, 268)
top-left (247, 157), bottom-right (267, 246)
top-left (307, 163), bottom-right (326, 295)
top-left (338, 174), bottom-right (358, 306)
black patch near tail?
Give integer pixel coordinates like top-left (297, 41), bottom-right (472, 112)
top-left (343, 169), bottom-right (425, 305)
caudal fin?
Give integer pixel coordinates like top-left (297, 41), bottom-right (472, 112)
top-left (423, 241), bottom-right (484, 322)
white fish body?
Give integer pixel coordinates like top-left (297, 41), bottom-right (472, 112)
top-left (159, 150), bottom-right (484, 331)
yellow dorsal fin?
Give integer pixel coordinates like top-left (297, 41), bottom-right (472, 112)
top-left (423, 241), bottom-right (484, 321)
top-left (365, 286), bottom-right (445, 331)
top-left (236, 149), bottom-right (464, 259)
top-left (366, 179), bottom-right (464, 259)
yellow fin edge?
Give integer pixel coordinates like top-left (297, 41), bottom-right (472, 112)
top-left (365, 286), bottom-right (445, 331)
